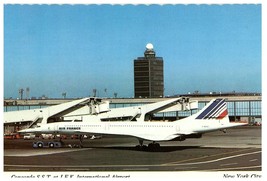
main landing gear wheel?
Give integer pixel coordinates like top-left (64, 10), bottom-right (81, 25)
top-left (135, 140), bottom-right (161, 151)
top-left (135, 139), bottom-right (148, 151)
top-left (148, 142), bottom-right (160, 151)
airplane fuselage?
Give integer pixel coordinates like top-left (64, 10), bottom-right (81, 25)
top-left (20, 118), bottom-right (235, 142)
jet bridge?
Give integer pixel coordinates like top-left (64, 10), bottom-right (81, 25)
top-left (136, 97), bottom-right (198, 122)
top-left (61, 97), bottom-right (198, 123)
top-left (157, 97), bottom-right (198, 113)
top-left (63, 98), bottom-right (110, 117)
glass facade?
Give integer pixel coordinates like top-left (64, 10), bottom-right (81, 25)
top-left (4, 105), bottom-right (48, 112)
top-left (250, 101), bottom-right (262, 116)
top-left (227, 101), bottom-right (261, 117)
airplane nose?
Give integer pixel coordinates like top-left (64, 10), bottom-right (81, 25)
top-left (18, 128), bottom-right (34, 134)
top-left (18, 129), bottom-right (27, 133)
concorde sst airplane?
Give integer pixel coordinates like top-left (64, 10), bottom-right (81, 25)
top-left (18, 98), bottom-right (247, 150)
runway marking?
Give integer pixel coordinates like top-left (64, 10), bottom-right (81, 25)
top-left (4, 150), bottom-right (261, 171)
top-left (206, 165), bottom-right (261, 171)
top-left (4, 148), bottom-right (92, 157)
top-left (65, 168), bottom-right (91, 171)
top-left (175, 167), bottom-right (198, 170)
top-left (123, 168), bottom-right (149, 171)
top-left (7, 168), bottom-right (30, 171)
top-left (163, 148), bottom-right (259, 165)
top-left (220, 163), bottom-right (238, 167)
top-left (4, 164), bottom-right (154, 168)
top-left (164, 150), bottom-right (261, 166)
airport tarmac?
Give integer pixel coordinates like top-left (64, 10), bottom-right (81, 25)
top-left (4, 126), bottom-right (261, 171)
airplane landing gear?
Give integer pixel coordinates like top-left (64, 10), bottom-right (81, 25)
top-left (79, 135), bottom-right (84, 148)
top-left (148, 142), bottom-right (160, 151)
top-left (135, 140), bottom-right (161, 151)
top-left (135, 139), bottom-right (147, 151)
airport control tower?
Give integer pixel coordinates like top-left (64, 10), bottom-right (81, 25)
top-left (134, 43), bottom-right (164, 98)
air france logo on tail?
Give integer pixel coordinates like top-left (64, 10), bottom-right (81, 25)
top-left (196, 99), bottom-right (228, 120)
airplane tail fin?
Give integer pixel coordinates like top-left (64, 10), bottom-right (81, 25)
top-left (195, 99), bottom-right (229, 121)
top-left (194, 98), bottom-right (250, 130)
top-left (191, 98), bottom-right (248, 129)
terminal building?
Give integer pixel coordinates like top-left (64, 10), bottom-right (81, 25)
top-left (134, 43), bottom-right (164, 98)
top-left (4, 94), bottom-right (262, 123)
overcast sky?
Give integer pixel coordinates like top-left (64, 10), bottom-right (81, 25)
top-left (4, 4), bottom-right (261, 98)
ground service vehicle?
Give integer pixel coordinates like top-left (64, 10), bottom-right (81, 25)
top-left (33, 141), bottom-right (62, 148)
